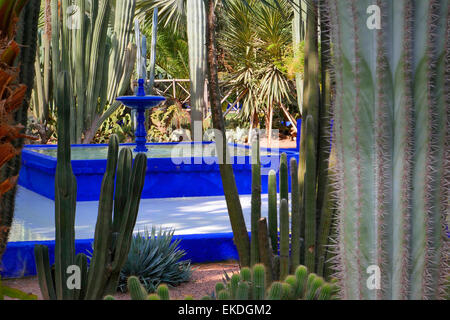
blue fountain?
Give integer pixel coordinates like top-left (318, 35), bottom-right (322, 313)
top-left (116, 79), bottom-right (166, 153)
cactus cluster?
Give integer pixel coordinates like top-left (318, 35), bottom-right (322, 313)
top-left (34, 72), bottom-right (147, 300)
top-left (248, 134), bottom-right (335, 284)
top-left (113, 264), bottom-right (337, 301)
top-left (104, 277), bottom-right (172, 301)
top-left (47, 0), bottom-right (136, 144)
top-left (211, 264), bottom-right (337, 300)
top-left (243, 0), bottom-right (335, 283)
top-left (327, 0), bottom-right (449, 300)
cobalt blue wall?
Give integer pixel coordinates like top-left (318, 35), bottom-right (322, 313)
top-left (19, 142), bottom-right (299, 201)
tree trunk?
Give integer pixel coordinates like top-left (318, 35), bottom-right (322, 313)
top-left (205, 0), bottom-right (250, 267)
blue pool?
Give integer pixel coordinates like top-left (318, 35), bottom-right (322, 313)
top-left (19, 142), bottom-right (299, 201)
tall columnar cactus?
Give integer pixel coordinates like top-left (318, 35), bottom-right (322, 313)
top-left (293, 0), bottom-right (335, 278)
top-left (292, 0), bottom-right (307, 114)
top-left (32, 0), bottom-right (53, 143)
top-left (49, 0), bottom-right (136, 143)
top-left (279, 199), bottom-right (290, 281)
top-left (303, 115), bottom-right (317, 272)
top-left (290, 157), bottom-right (301, 272)
top-left (279, 153), bottom-right (289, 206)
top-left (187, 0), bottom-right (207, 139)
top-left (34, 72), bottom-right (147, 300)
top-left (147, 8), bottom-right (158, 94)
top-left (250, 138), bottom-right (333, 286)
top-left (268, 170), bottom-right (278, 254)
top-left (327, 0), bottom-right (449, 300)
top-left (250, 136), bottom-right (261, 266)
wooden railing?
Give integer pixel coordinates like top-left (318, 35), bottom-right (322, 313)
top-left (153, 79), bottom-right (191, 103)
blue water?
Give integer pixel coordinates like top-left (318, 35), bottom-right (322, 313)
top-left (31, 144), bottom-right (269, 160)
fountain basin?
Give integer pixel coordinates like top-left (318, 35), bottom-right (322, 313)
top-left (115, 95), bottom-right (166, 110)
top-left (18, 142), bottom-right (299, 201)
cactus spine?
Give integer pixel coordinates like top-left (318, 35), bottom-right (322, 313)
top-left (328, 0), bottom-right (449, 300)
top-left (34, 71), bottom-right (147, 300)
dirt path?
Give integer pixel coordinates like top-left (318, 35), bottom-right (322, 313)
top-left (2, 262), bottom-right (240, 300)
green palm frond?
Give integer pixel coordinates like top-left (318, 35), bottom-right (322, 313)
top-left (136, 0), bottom-right (187, 35)
top-left (219, 0), bottom-right (294, 120)
top-left (154, 25), bottom-right (190, 78)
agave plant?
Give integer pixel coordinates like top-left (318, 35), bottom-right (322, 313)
top-left (118, 227), bottom-right (192, 293)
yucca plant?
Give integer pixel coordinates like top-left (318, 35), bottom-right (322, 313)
top-left (118, 227), bottom-right (192, 293)
top-left (0, 0), bottom-right (39, 260)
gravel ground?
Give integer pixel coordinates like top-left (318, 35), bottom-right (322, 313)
top-left (2, 261), bottom-right (240, 300)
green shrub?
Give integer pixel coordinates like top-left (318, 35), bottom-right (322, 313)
top-left (118, 227), bottom-right (192, 293)
top-left (95, 106), bottom-right (134, 144)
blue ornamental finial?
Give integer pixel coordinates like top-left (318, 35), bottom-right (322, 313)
top-left (137, 79), bottom-right (146, 97)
